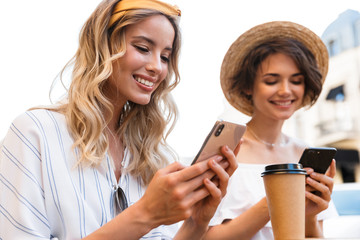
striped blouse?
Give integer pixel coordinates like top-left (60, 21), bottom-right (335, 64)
top-left (0, 109), bottom-right (179, 239)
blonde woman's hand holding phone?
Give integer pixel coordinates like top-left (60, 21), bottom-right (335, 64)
top-left (193, 144), bottom-right (239, 218)
top-left (175, 144), bottom-right (240, 240)
top-left (135, 145), bottom-right (237, 228)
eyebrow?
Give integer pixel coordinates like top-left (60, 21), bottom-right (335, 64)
top-left (132, 36), bottom-right (173, 52)
top-left (263, 72), bottom-right (303, 77)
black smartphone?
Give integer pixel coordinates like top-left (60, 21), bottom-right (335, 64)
top-left (191, 120), bottom-right (246, 165)
top-left (298, 147), bottom-right (337, 174)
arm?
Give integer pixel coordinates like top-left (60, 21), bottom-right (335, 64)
top-left (0, 113), bottom-right (51, 239)
top-left (84, 159), bottom-right (215, 239)
top-left (86, 144), bottom-right (239, 240)
top-left (2, 111), bottom-right (238, 239)
top-left (1, 112), bottom-right (158, 240)
top-left (304, 159), bottom-right (336, 237)
top-left (82, 203), bottom-right (158, 240)
top-left (203, 197), bottom-right (270, 240)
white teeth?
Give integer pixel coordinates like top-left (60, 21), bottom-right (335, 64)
top-left (135, 77), bottom-right (154, 87)
top-left (274, 101), bottom-right (292, 106)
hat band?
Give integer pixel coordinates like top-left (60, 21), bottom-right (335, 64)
top-left (108, 0), bottom-right (181, 27)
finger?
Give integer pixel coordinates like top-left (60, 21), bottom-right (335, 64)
top-left (185, 159), bottom-right (228, 191)
top-left (210, 177), bottom-right (220, 187)
top-left (188, 175), bottom-right (224, 206)
top-left (170, 156), bottom-right (226, 198)
top-left (185, 172), bottom-right (228, 209)
top-left (220, 145), bottom-right (238, 176)
top-left (306, 174), bottom-right (331, 201)
top-left (203, 178), bottom-right (222, 204)
top-left (305, 191), bottom-right (329, 211)
top-left (208, 159), bottom-right (229, 196)
top-left (233, 139), bottom-right (243, 156)
top-left (305, 182), bottom-right (316, 192)
top-left (158, 161), bottom-right (186, 175)
top-left (193, 158), bottom-right (229, 183)
top-left (183, 185), bottom-right (211, 207)
top-left (305, 168), bottom-right (315, 192)
top-left (218, 159), bottom-right (230, 170)
top-left (175, 155), bottom-right (223, 182)
top-left (305, 168), bottom-right (314, 175)
top-left (309, 170), bottom-right (334, 193)
top-left (325, 159), bottom-right (336, 178)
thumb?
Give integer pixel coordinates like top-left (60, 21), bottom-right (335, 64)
top-left (325, 159), bottom-right (336, 178)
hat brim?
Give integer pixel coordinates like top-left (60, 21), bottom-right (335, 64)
top-left (221, 21), bottom-right (329, 116)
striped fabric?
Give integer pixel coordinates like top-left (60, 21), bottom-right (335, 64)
top-left (0, 109), bottom-right (178, 239)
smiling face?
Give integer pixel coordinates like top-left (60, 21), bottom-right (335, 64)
top-left (105, 14), bottom-right (175, 108)
top-left (249, 53), bottom-right (305, 121)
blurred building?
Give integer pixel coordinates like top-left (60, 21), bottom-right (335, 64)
top-left (291, 9), bottom-right (360, 182)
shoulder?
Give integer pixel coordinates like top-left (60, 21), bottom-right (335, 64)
top-left (6, 109), bottom-right (67, 142)
top-left (12, 109), bottom-right (65, 130)
top-left (286, 135), bottom-right (308, 157)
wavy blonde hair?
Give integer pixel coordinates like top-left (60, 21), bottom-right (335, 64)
top-left (47, 0), bottom-right (181, 185)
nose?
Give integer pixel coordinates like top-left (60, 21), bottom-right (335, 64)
top-left (146, 54), bottom-right (162, 75)
top-left (278, 80), bottom-right (291, 96)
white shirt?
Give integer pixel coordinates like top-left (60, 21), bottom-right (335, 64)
top-left (0, 109), bottom-right (178, 240)
top-left (210, 163), bottom-right (338, 240)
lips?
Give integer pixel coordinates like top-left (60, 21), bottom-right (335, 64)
top-left (134, 76), bottom-right (154, 87)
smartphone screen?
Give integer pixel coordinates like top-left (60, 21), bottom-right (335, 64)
top-left (299, 147), bottom-right (337, 173)
top-left (191, 120), bottom-right (246, 165)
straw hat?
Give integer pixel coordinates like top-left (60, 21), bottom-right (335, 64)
top-left (220, 21), bottom-right (329, 116)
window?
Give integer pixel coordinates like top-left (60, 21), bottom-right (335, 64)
top-left (326, 85), bottom-right (345, 101)
top-left (328, 39), bottom-right (340, 57)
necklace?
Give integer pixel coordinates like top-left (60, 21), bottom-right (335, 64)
top-left (246, 123), bottom-right (286, 148)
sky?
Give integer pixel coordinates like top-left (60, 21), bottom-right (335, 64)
top-left (1, 0), bottom-right (360, 163)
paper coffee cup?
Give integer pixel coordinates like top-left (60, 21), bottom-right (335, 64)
top-left (262, 163), bottom-right (307, 240)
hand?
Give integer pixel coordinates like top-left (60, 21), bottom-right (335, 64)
top-left (135, 154), bottom-right (229, 228)
top-left (86, 156), bottom-right (232, 240)
top-left (304, 159), bottom-right (336, 218)
top-left (189, 144), bottom-right (239, 226)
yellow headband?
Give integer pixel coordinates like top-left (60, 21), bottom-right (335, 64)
top-left (108, 0), bottom-right (181, 27)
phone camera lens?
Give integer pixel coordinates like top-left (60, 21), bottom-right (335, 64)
top-left (215, 124), bottom-right (225, 136)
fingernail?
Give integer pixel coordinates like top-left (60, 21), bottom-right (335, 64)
top-left (212, 159), bottom-right (218, 166)
top-left (216, 156), bottom-right (223, 162)
top-left (225, 145), bottom-right (230, 151)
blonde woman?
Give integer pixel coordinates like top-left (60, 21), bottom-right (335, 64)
top-left (0, 0), bottom-right (238, 239)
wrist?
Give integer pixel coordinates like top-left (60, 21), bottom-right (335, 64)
top-left (189, 216), bottom-right (209, 231)
top-left (180, 217), bottom-right (209, 239)
top-left (305, 215), bottom-right (323, 237)
top-left (85, 201), bottom-right (157, 239)
top-left (125, 199), bottom-right (158, 235)
top-left (305, 214), bottom-right (317, 225)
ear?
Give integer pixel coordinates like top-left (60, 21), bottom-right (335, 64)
top-left (243, 88), bottom-right (252, 96)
